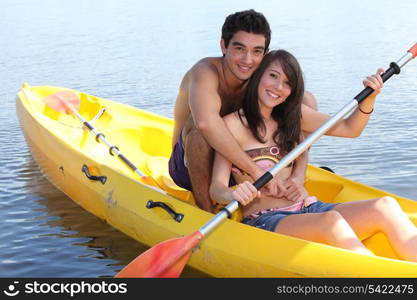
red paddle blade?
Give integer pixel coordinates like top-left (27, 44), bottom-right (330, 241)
top-left (43, 90), bottom-right (80, 113)
top-left (115, 231), bottom-right (204, 278)
top-left (409, 43), bottom-right (417, 58)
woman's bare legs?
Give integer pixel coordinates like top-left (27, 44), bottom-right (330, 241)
top-left (332, 196), bottom-right (417, 261)
top-left (275, 210), bottom-right (374, 256)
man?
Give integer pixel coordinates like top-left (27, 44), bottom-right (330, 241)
top-left (169, 10), bottom-right (316, 212)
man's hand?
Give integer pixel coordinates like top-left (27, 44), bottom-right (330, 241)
top-left (284, 178), bottom-right (308, 202)
top-left (251, 167), bottom-right (287, 198)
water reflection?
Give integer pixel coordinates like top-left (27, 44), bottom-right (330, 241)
top-left (12, 155), bottom-right (208, 277)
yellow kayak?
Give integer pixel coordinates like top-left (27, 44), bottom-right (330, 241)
top-left (16, 83), bottom-right (417, 277)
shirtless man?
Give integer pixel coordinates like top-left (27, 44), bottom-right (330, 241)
top-left (169, 10), bottom-right (317, 212)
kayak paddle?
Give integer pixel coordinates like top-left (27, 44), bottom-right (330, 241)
top-left (115, 42), bottom-right (416, 278)
top-left (35, 89), bottom-right (162, 188)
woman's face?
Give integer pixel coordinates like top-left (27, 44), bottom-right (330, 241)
top-left (257, 60), bottom-right (291, 110)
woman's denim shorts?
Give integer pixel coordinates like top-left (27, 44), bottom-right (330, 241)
top-left (241, 201), bottom-right (338, 232)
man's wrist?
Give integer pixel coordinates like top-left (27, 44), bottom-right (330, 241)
top-left (248, 165), bottom-right (263, 180)
top-left (289, 174), bottom-right (305, 185)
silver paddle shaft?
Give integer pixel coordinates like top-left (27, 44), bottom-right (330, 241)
top-left (198, 45), bottom-right (416, 237)
top-left (270, 100), bottom-right (358, 177)
top-left (199, 100), bottom-right (358, 236)
top-left (67, 104), bottom-right (146, 177)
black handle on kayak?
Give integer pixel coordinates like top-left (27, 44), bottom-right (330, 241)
top-left (146, 200), bottom-right (184, 223)
top-left (81, 165), bottom-right (107, 184)
top-left (354, 62), bottom-right (401, 103)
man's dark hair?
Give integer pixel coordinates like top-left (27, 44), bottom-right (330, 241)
top-left (221, 9), bottom-right (271, 52)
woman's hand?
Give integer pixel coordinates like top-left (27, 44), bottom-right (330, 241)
top-left (232, 181), bottom-right (261, 206)
top-left (363, 68), bottom-right (384, 97)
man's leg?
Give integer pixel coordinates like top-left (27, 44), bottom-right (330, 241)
top-left (184, 127), bottom-right (214, 213)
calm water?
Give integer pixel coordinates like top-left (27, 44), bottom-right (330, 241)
top-left (1, 0), bottom-right (416, 278)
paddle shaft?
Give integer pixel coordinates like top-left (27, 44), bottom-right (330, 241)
top-left (62, 98), bottom-right (146, 178)
top-left (199, 45), bottom-right (416, 237)
top-left (114, 43), bottom-right (416, 278)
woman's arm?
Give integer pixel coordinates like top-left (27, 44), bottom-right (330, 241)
top-left (301, 69), bottom-right (384, 137)
top-left (210, 151), bottom-right (260, 206)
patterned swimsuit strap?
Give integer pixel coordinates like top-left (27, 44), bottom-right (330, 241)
top-left (232, 145), bottom-right (293, 175)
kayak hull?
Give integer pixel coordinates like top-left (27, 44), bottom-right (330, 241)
top-left (16, 84), bottom-right (417, 277)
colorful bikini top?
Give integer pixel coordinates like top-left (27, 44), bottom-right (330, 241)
top-left (231, 145), bottom-right (293, 176)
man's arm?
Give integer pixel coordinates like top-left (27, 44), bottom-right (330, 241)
top-left (172, 75), bottom-right (190, 148)
top-left (188, 64), bottom-right (263, 180)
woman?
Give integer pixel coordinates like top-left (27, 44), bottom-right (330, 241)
top-left (210, 50), bottom-right (417, 261)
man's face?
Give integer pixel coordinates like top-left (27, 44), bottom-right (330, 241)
top-left (221, 30), bottom-right (266, 81)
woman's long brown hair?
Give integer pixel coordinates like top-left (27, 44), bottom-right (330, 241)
top-left (241, 49), bottom-right (305, 155)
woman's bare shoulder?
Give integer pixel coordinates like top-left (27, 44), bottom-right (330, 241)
top-left (223, 109), bottom-right (246, 126)
top-left (223, 109), bottom-right (249, 142)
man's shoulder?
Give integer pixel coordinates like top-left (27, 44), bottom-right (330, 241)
top-left (178, 58), bottom-right (219, 89)
top-left (189, 57), bottom-right (222, 77)
top-left (302, 90), bottom-right (318, 111)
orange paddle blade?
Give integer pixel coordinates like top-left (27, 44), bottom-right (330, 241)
top-left (115, 231), bottom-right (203, 278)
top-left (409, 43), bottom-right (417, 58)
top-left (43, 90), bottom-right (80, 113)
